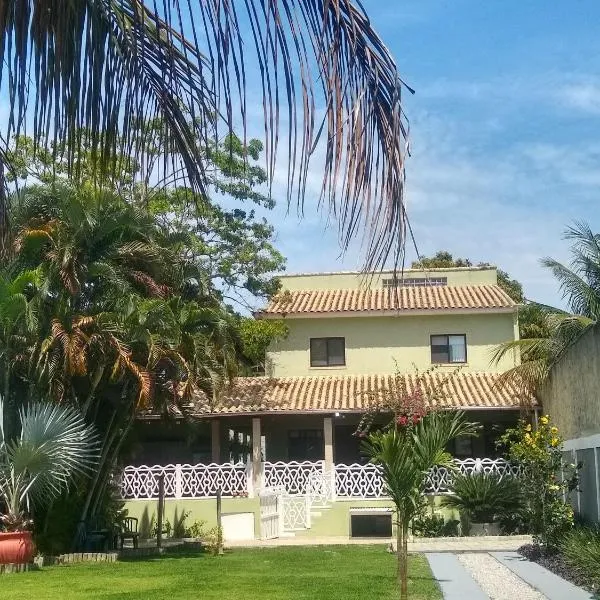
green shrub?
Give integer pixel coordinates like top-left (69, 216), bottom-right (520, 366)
top-left (441, 472), bottom-right (523, 523)
top-left (561, 526), bottom-right (600, 590)
top-left (412, 514), bottom-right (445, 537)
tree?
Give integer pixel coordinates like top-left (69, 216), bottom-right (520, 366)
top-left (411, 251), bottom-right (524, 303)
top-left (493, 222), bottom-right (599, 395)
top-left (7, 130), bottom-right (286, 307)
top-left (1, 1), bottom-right (411, 270)
top-left (363, 410), bottom-right (478, 600)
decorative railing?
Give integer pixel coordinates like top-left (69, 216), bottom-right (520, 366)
top-left (263, 461), bottom-right (324, 495)
top-left (119, 462), bottom-right (247, 499)
top-left (335, 458), bottom-right (520, 498)
top-left (120, 458), bottom-right (518, 500)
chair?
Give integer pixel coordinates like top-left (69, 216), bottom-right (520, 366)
top-left (84, 517), bottom-right (113, 551)
top-left (120, 517), bottom-right (140, 549)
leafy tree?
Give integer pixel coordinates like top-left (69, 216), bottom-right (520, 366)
top-left (411, 251), bottom-right (524, 303)
top-left (7, 131), bottom-right (286, 306)
top-left (1, 1), bottom-right (411, 272)
top-left (238, 318), bottom-right (288, 375)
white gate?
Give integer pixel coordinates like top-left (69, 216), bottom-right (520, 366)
top-left (282, 495), bottom-right (311, 531)
top-left (259, 488), bottom-right (282, 540)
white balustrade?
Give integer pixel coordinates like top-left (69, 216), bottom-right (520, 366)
top-left (262, 461), bottom-right (324, 495)
top-left (119, 458), bottom-right (519, 500)
top-left (259, 488), bottom-right (283, 539)
top-left (119, 462), bottom-right (247, 499)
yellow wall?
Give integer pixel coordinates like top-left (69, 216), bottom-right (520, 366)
top-left (279, 267), bottom-right (497, 291)
top-left (267, 312), bottom-right (517, 376)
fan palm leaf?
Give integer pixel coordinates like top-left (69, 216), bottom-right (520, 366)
top-left (1, 1), bottom-right (410, 269)
top-left (0, 402), bottom-right (97, 526)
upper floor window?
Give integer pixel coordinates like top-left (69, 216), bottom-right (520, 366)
top-left (310, 337), bottom-right (345, 367)
top-left (382, 277), bottom-right (447, 289)
top-left (430, 334), bottom-right (467, 364)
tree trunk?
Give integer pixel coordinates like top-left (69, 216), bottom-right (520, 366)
top-left (396, 518), bottom-right (409, 600)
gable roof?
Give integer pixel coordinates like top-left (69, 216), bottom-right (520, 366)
top-left (257, 285), bottom-right (517, 317)
top-left (184, 372), bottom-right (533, 416)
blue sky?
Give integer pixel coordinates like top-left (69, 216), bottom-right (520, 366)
top-left (246, 1), bottom-right (600, 308)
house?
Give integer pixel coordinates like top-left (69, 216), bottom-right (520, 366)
top-left (121, 267), bottom-right (531, 540)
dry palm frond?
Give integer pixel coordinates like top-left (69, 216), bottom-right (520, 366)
top-left (1, 1), bottom-right (411, 269)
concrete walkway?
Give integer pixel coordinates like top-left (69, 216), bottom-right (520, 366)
top-left (425, 551), bottom-right (596, 600)
top-left (426, 553), bottom-right (488, 600)
top-left (492, 552), bottom-right (596, 600)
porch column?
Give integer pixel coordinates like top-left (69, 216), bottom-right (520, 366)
top-left (324, 417), bottom-right (335, 500)
top-left (211, 419), bottom-right (221, 463)
top-left (323, 417), bottom-right (334, 470)
top-left (252, 417), bottom-right (262, 493)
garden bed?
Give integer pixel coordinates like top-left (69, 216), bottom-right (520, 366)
top-left (518, 544), bottom-right (599, 596)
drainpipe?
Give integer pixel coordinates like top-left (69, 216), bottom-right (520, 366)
top-left (533, 407), bottom-right (540, 430)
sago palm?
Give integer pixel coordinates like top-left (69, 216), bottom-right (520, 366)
top-left (362, 411), bottom-right (478, 600)
top-left (0, 402), bottom-right (97, 531)
top-left (1, 1), bottom-right (411, 269)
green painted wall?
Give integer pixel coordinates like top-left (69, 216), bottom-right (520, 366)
top-left (123, 496), bottom-right (458, 539)
top-left (267, 312), bottom-right (518, 377)
top-left (124, 497), bottom-right (260, 538)
top-left (279, 268), bottom-right (498, 291)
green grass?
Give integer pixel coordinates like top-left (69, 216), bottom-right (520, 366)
top-left (1, 546), bottom-right (440, 599)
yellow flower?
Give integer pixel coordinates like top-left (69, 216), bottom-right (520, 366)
top-left (550, 426), bottom-right (558, 434)
top-left (551, 438), bottom-right (559, 447)
top-left (524, 433), bottom-right (532, 444)
top-left (540, 416), bottom-right (549, 425)
top-left (549, 484), bottom-right (560, 491)
top-left (525, 424), bottom-right (532, 432)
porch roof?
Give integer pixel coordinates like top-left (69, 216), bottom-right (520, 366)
top-left (256, 284), bottom-right (517, 318)
top-left (190, 372), bottom-right (534, 416)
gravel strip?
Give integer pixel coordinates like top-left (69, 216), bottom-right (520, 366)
top-left (458, 553), bottom-right (547, 600)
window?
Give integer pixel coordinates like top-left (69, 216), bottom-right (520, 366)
top-left (430, 334), bottom-right (467, 364)
top-left (310, 337), bottom-right (346, 367)
top-left (382, 277), bottom-right (447, 289)
top-left (288, 430), bottom-right (324, 461)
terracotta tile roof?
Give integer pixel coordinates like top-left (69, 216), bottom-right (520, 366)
top-left (258, 285), bottom-right (517, 316)
top-left (192, 372), bottom-right (533, 415)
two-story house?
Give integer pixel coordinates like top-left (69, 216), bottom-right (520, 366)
top-left (122, 267), bottom-right (531, 541)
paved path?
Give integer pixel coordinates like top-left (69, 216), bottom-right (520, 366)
top-left (426, 553), bottom-right (488, 600)
top-left (425, 551), bottom-right (595, 600)
top-left (492, 552), bottom-right (596, 600)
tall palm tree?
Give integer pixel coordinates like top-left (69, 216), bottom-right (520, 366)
top-left (493, 222), bottom-right (599, 396)
top-left (0, 1), bottom-right (411, 269)
top-left (362, 411), bottom-right (478, 600)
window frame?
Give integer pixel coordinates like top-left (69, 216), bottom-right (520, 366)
top-left (430, 333), bottom-right (467, 364)
top-left (309, 337), bottom-right (346, 367)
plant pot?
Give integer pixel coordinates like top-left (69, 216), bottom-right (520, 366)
top-left (0, 531), bottom-right (36, 564)
top-left (469, 522), bottom-right (501, 537)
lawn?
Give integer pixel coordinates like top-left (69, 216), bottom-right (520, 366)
top-left (1, 546), bottom-right (440, 600)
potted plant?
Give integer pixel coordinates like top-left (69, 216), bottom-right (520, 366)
top-left (442, 472), bottom-right (522, 536)
top-left (0, 402), bottom-right (97, 564)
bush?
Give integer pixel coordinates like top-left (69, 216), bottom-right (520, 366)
top-left (441, 472), bottom-right (523, 523)
top-left (499, 416), bottom-right (578, 550)
top-left (561, 526), bottom-right (600, 591)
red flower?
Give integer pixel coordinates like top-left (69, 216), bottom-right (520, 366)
top-left (397, 415), bottom-right (409, 426)
top-left (412, 414), bottom-right (421, 425)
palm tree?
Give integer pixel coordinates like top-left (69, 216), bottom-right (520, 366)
top-left (0, 402), bottom-right (97, 531)
top-left (493, 222), bottom-right (599, 396)
top-left (1, 1), bottom-right (411, 269)
top-left (362, 412), bottom-right (478, 600)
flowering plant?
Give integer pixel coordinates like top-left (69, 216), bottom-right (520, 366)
top-left (499, 415), bottom-right (579, 550)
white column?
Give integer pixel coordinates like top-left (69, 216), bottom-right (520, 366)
top-left (324, 417), bottom-right (335, 501)
top-left (211, 419), bottom-right (221, 463)
top-left (252, 417), bottom-right (262, 494)
top-left (324, 417), bottom-right (334, 469)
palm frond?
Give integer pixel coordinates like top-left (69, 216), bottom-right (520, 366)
top-left (2, 1), bottom-right (410, 268)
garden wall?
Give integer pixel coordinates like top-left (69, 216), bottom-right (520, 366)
top-left (541, 322), bottom-right (600, 523)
